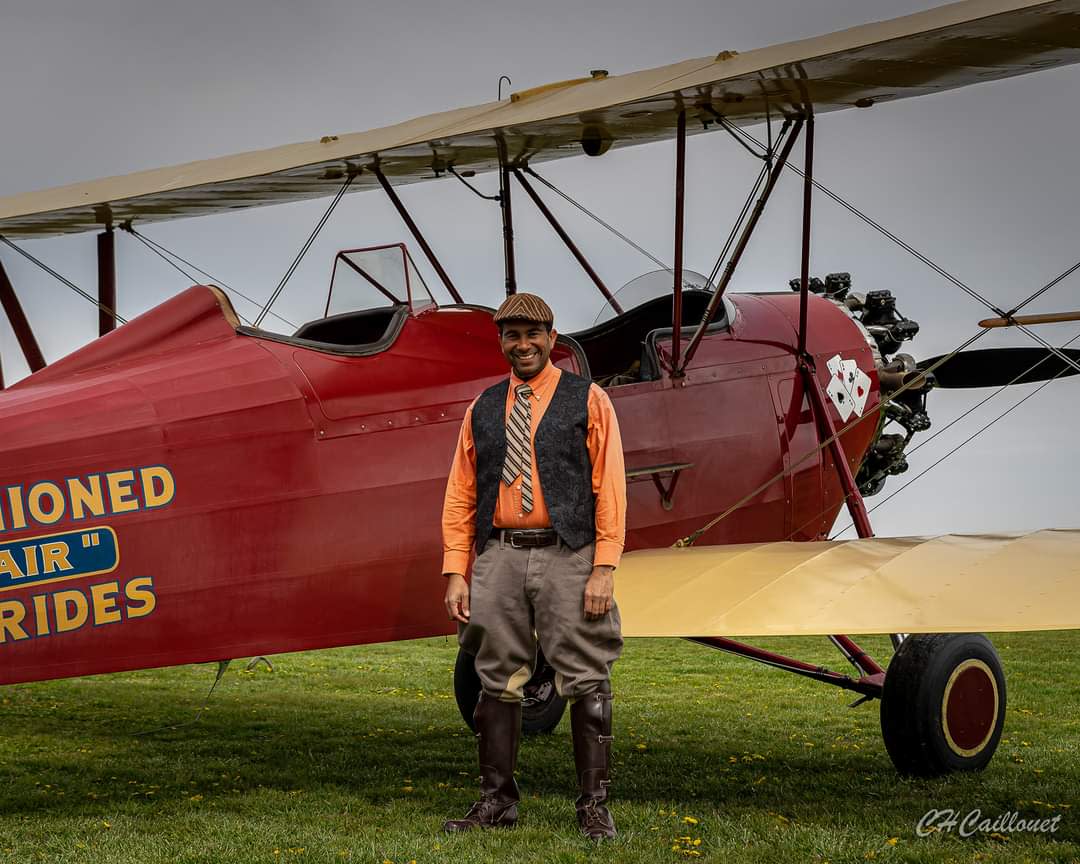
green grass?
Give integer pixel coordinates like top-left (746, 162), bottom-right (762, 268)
top-left (1, 633), bottom-right (1078, 863)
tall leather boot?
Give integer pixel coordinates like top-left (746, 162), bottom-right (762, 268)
top-left (570, 683), bottom-right (617, 840)
top-left (443, 693), bottom-right (521, 832)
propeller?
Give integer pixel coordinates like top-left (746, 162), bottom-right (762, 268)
top-left (917, 347), bottom-right (1080, 388)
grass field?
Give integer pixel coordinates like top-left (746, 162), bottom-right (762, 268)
top-left (1, 632), bottom-right (1077, 863)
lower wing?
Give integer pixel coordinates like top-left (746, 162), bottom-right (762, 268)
top-left (616, 529), bottom-right (1080, 636)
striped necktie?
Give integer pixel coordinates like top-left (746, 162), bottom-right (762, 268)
top-left (501, 382), bottom-right (534, 512)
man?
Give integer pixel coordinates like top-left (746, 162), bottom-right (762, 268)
top-left (441, 293), bottom-right (626, 840)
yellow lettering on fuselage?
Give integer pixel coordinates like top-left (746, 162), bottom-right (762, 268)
top-left (54, 590), bottom-right (89, 632)
top-left (0, 576), bottom-right (157, 643)
top-left (124, 577), bottom-right (156, 619)
top-left (90, 581), bottom-right (122, 625)
top-left (32, 594), bottom-right (50, 635)
top-left (40, 542), bottom-right (72, 574)
top-left (0, 600), bottom-right (29, 642)
top-left (68, 475), bottom-right (106, 520)
top-left (140, 467), bottom-right (175, 508)
top-left (22, 545), bottom-right (39, 577)
top-left (6, 487), bottom-right (27, 531)
top-left (28, 482), bottom-right (65, 525)
top-left (0, 550), bottom-right (23, 581)
top-left (106, 471), bottom-right (139, 513)
top-left (1, 467), bottom-right (177, 535)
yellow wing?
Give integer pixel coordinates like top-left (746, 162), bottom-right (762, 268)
top-left (2, 0), bottom-right (1079, 237)
top-left (616, 529), bottom-right (1080, 636)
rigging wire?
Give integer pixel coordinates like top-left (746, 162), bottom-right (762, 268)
top-left (828, 330), bottom-right (1080, 540)
top-left (722, 120), bottom-right (1080, 378)
top-left (122, 226), bottom-right (297, 329)
top-left (517, 116), bottom-right (788, 292)
top-left (253, 172), bottom-right (355, 328)
top-left (782, 329), bottom-right (1080, 542)
top-left (125, 229), bottom-right (200, 286)
top-left (1004, 258), bottom-right (1080, 318)
top-left (704, 155), bottom-right (772, 292)
top-left (683, 246), bottom-right (1080, 546)
top-left (674, 326), bottom-right (991, 547)
top-left (522, 166), bottom-right (671, 272)
top-left (667, 119), bottom-right (1080, 543)
top-left (0, 235), bottom-right (127, 325)
top-left (721, 121), bottom-right (1013, 314)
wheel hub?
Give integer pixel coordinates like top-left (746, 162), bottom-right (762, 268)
top-left (941, 658), bottom-right (999, 757)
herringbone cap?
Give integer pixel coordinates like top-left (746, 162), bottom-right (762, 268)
top-left (493, 293), bottom-right (554, 327)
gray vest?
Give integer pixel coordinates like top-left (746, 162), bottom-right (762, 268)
top-left (471, 371), bottom-right (595, 552)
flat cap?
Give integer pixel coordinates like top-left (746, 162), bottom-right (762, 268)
top-left (493, 293), bottom-right (554, 327)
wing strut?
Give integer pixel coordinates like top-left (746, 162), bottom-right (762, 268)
top-left (796, 116), bottom-right (814, 356)
top-left (511, 169), bottom-right (622, 315)
top-left (0, 258), bottom-right (46, 385)
top-left (97, 228), bottom-right (116, 337)
top-left (788, 108), bottom-right (876, 539)
top-left (671, 110), bottom-right (687, 375)
top-left (372, 168), bottom-right (464, 305)
top-left (497, 139), bottom-right (516, 297)
top-left (677, 117), bottom-right (800, 374)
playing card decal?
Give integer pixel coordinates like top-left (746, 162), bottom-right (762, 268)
top-left (825, 354), bottom-right (871, 420)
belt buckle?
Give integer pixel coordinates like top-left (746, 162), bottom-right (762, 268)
top-left (508, 531), bottom-right (526, 549)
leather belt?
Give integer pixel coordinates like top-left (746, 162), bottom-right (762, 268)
top-left (499, 528), bottom-right (559, 548)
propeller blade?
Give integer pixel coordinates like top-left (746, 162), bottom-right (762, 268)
top-left (917, 347), bottom-right (1080, 388)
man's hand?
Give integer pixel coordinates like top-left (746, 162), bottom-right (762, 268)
top-left (584, 565), bottom-right (614, 620)
top-left (445, 573), bottom-right (470, 624)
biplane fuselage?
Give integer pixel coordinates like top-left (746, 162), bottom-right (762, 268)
top-left (0, 283), bottom-right (876, 686)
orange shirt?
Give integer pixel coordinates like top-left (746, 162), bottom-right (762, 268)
top-left (442, 361), bottom-right (626, 575)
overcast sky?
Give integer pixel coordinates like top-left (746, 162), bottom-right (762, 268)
top-left (2, 0), bottom-right (1078, 538)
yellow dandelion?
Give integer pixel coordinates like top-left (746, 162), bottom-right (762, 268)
top-left (683, 816), bottom-right (699, 825)
top-left (886, 837), bottom-right (898, 846)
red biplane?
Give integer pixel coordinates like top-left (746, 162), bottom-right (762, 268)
top-left (2, 0), bottom-right (1080, 779)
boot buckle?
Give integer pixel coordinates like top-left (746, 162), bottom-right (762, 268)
top-left (597, 734), bottom-right (614, 744)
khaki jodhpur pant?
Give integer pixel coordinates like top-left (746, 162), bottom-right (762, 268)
top-left (460, 537), bottom-right (624, 701)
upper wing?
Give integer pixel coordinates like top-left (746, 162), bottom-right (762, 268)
top-left (2, 0), bottom-right (1079, 238)
top-left (616, 529), bottom-right (1080, 636)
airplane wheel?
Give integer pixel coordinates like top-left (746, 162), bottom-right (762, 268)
top-left (880, 633), bottom-right (1006, 777)
top-left (453, 646), bottom-right (483, 733)
top-left (453, 646), bottom-right (567, 735)
top-left (521, 653), bottom-right (568, 735)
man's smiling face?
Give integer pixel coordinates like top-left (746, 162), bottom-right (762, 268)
top-left (499, 318), bottom-right (557, 380)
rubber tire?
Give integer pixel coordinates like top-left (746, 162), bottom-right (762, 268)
top-left (880, 633), bottom-right (1006, 777)
top-left (520, 658), bottom-right (568, 735)
top-left (453, 646), bottom-right (567, 735)
top-left (453, 645), bottom-right (484, 733)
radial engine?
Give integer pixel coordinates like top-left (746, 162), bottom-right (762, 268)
top-left (789, 273), bottom-right (934, 497)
